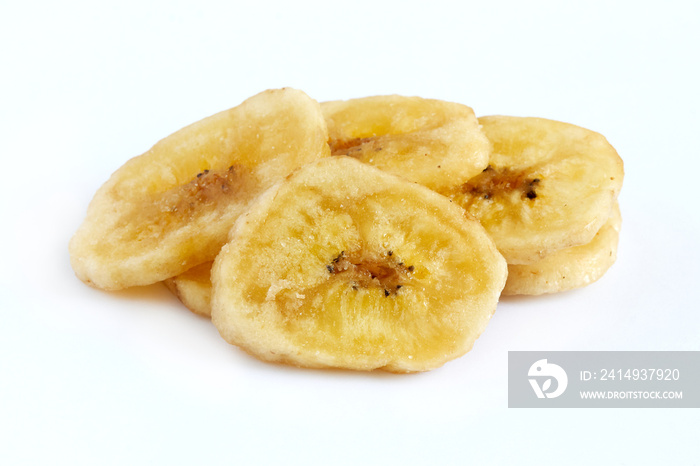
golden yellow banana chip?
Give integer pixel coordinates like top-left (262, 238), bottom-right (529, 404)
top-left (211, 156), bottom-right (507, 372)
top-left (163, 262), bottom-right (212, 317)
top-left (503, 203), bottom-right (621, 295)
top-left (322, 95), bottom-right (490, 191)
top-left (445, 116), bottom-right (624, 265)
top-left (70, 88), bottom-right (330, 290)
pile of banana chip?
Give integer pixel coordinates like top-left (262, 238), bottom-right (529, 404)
top-left (70, 88), bottom-right (624, 372)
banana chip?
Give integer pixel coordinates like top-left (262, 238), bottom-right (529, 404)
top-left (445, 116), bottom-right (624, 265)
top-left (70, 88), bottom-right (330, 290)
top-left (163, 262), bottom-right (212, 317)
top-left (211, 156), bottom-right (507, 372)
top-left (503, 203), bottom-right (621, 295)
top-left (322, 95), bottom-right (490, 191)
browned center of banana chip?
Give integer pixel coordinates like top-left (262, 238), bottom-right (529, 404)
top-left (157, 165), bottom-right (253, 216)
top-left (462, 165), bottom-right (542, 201)
top-left (325, 250), bottom-right (414, 296)
top-left (124, 164), bottom-right (258, 238)
top-left (328, 137), bottom-right (378, 157)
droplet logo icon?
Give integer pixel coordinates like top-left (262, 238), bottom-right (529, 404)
top-left (528, 359), bottom-right (568, 399)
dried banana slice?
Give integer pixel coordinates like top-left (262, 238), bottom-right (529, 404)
top-left (70, 88), bottom-right (330, 290)
top-left (445, 116), bottom-right (624, 264)
top-left (163, 262), bottom-right (212, 317)
top-left (322, 95), bottom-right (490, 191)
top-left (503, 203), bottom-right (621, 295)
top-left (211, 156), bottom-right (507, 372)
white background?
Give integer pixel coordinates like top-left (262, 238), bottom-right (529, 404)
top-left (2, 1), bottom-right (699, 464)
